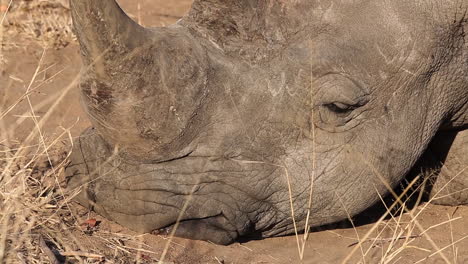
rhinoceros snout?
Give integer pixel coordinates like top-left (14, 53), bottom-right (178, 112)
top-left (65, 127), bottom-right (244, 243)
top-left (66, 127), bottom-right (109, 211)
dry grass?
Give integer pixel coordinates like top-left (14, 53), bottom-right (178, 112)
top-left (0, 2), bottom-right (163, 263)
top-left (0, 53), bottom-right (159, 263)
top-left (335, 154), bottom-right (468, 264)
top-left (1, 0), bottom-right (73, 52)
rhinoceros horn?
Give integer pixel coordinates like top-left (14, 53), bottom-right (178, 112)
top-left (71, 0), bottom-right (209, 162)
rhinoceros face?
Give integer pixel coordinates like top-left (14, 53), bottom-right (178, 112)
top-left (66, 0), bottom-right (468, 244)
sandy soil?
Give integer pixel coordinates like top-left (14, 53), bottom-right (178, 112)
top-left (1, 1), bottom-right (468, 263)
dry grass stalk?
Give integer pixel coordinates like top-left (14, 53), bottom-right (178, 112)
top-left (0, 6), bottom-right (162, 261)
top-left (339, 149), bottom-right (468, 264)
top-left (2, 0), bottom-right (73, 50)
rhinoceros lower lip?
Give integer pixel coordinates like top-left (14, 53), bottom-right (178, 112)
top-left (150, 213), bottom-right (239, 245)
top-left (152, 213), bottom-right (223, 234)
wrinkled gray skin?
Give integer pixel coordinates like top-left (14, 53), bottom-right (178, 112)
top-left (66, 0), bottom-right (468, 244)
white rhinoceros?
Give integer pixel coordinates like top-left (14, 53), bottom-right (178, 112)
top-left (66, 0), bottom-right (468, 244)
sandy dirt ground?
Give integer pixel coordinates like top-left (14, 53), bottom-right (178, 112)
top-left (1, 1), bottom-right (468, 263)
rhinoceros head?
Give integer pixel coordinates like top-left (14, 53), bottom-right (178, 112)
top-left (66, 0), bottom-right (468, 244)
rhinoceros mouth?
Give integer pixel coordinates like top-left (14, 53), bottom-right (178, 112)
top-left (65, 127), bottom-right (249, 244)
top-left (152, 214), bottom-right (239, 245)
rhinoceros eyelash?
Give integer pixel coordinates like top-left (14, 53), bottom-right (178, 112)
top-left (323, 102), bottom-right (358, 114)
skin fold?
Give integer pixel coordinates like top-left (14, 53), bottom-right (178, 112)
top-left (66, 0), bottom-right (468, 244)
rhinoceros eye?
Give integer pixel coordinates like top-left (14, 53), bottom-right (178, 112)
top-left (324, 102), bottom-right (358, 115)
top-left (315, 74), bottom-right (369, 127)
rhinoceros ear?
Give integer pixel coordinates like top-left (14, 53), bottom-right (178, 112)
top-left (70, 0), bottom-right (150, 75)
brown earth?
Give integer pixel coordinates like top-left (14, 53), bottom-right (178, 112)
top-left (1, 1), bottom-right (468, 263)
